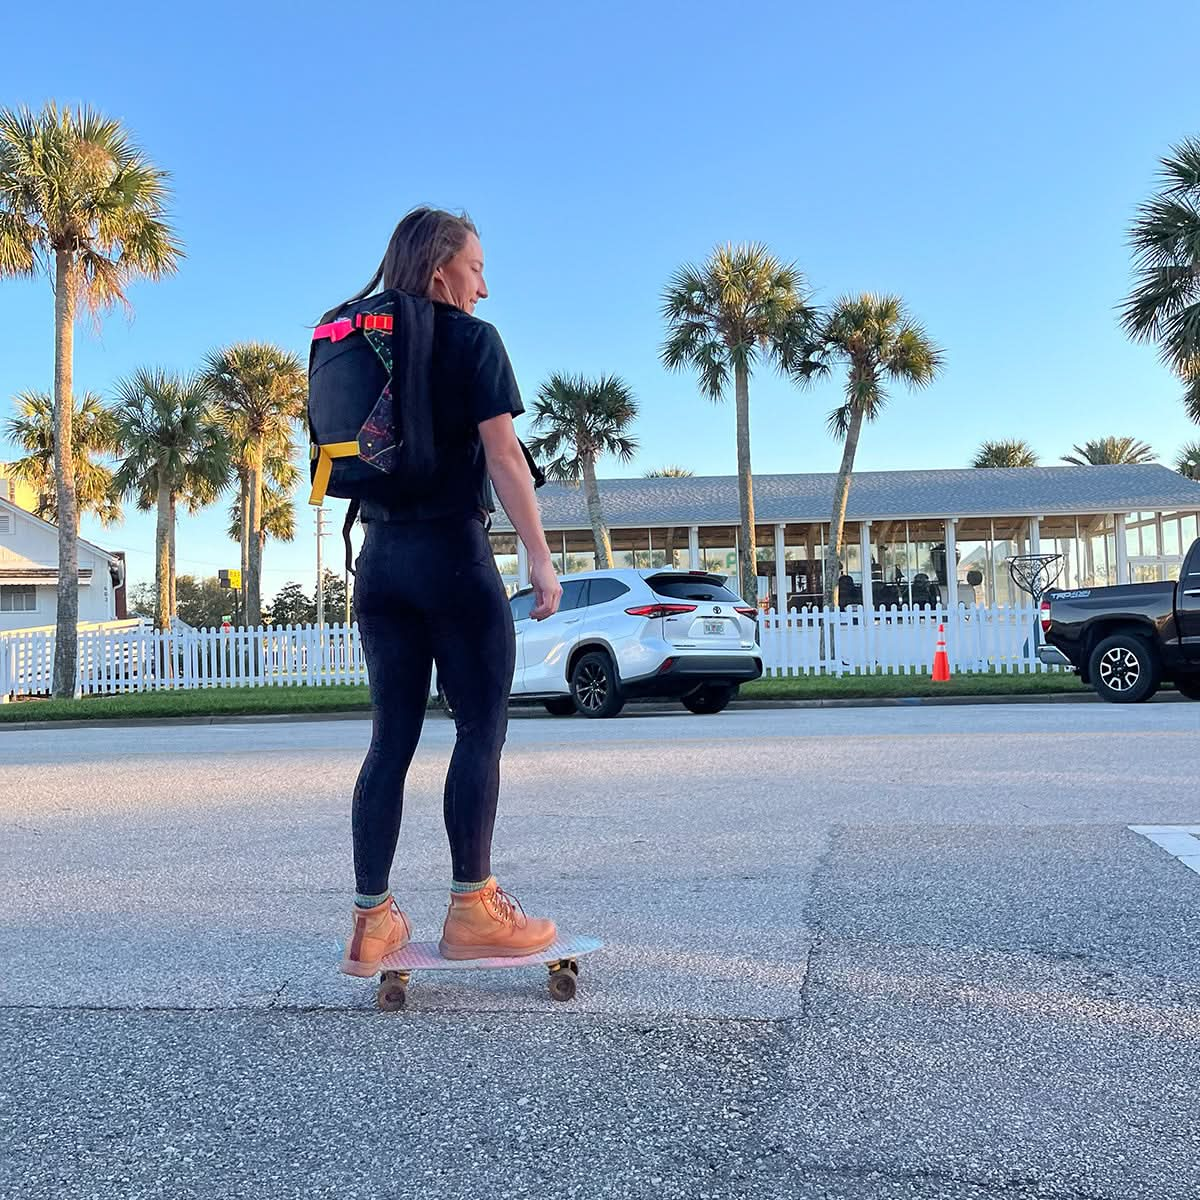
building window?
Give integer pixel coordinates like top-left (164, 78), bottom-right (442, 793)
top-left (868, 519), bottom-right (948, 607)
top-left (562, 528), bottom-right (597, 574)
top-left (488, 532), bottom-right (518, 585)
top-left (782, 523), bottom-right (829, 610)
top-left (699, 526), bottom-right (739, 580)
top-left (0, 513), bottom-right (11, 536)
top-left (0, 586), bottom-right (36, 612)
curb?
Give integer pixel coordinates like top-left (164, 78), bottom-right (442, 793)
top-left (0, 689), bottom-right (1187, 731)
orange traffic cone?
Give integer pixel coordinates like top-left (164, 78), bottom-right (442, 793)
top-left (932, 623), bottom-right (951, 682)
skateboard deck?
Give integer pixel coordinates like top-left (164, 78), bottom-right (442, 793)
top-left (374, 935), bottom-right (603, 1010)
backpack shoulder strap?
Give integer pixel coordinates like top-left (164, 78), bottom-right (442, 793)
top-left (343, 500), bottom-right (360, 576)
top-left (520, 440), bottom-right (546, 489)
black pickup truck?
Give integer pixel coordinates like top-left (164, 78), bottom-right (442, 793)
top-left (1038, 537), bottom-right (1200, 703)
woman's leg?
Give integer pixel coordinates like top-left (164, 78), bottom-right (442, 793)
top-left (350, 526), bottom-right (434, 897)
top-left (427, 531), bottom-right (517, 883)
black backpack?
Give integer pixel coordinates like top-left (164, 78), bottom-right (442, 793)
top-left (307, 288), bottom-right (437, 508)
top-left (307, 288), bottom-right (544, 568)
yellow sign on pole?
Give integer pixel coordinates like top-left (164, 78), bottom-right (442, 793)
top-left (219, 568), bottom-right (242, 590)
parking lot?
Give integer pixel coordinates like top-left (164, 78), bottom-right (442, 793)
top-left (2, 702), bottom-right (1198, 1199)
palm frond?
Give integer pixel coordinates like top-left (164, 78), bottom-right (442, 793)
top-left (4, 388), bottom-right (124, 524)
top-left (971, 439), bottom-right (1039, 468)
top-left (1121, 138), bottom-right (1200, 369)
top-left (660, 242), bottom-right (822, 398)
top-left (1174, 439), bottom-right (1200, 479)
top-left (1062, 436), bottom-right (1157, 465)
top-left (0, 102), bottom-right (182, 307)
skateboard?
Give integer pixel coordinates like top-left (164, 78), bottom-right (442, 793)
top-left (374, 935), bottom-right (603, 1010)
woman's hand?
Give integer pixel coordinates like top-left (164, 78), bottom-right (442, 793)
top-left (528, 556), bottom-right (562, 620)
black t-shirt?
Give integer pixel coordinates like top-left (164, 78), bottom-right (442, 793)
top-left (360, 301), bottom-right (524, 523)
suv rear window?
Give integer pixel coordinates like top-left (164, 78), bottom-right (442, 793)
top-left (648, 574), bottom-right (745, 603)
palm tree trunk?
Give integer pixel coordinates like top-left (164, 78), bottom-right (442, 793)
top-left (51, 252), bottom-right (79, 699)
top-left (824, 404), bottom-right (866, 609)
top-left (246, 445), bottom-right (264, 626)
top-left (238, 467), bottom-right (250, 622)
top-left (581, 454), bottom-right (612, 568)
top-left (169, 492), bottom-right (177, 617)
top-left (154, 474), bottom-right (172, 632)
top-left (734, 361), bottom-right (757, 606)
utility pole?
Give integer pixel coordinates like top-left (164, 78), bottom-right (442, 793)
top-left (315, 507), bottom-right (328, 627)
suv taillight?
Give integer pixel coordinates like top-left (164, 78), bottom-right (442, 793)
top-left (734, 606), bottom-right (757, 617)
top-left (1039, 598), bottom-right (1052, 634)
top-left (625, 603), bottom-right (698, 618)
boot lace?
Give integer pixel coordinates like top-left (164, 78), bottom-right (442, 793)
top-left (488, 884), bottom-right (528, 930)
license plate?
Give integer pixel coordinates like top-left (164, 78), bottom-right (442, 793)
top-left (703, 620), bottom-right (726, 636)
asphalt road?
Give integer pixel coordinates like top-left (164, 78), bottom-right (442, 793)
top-left (2, 702), bottom-right (1198, 1199)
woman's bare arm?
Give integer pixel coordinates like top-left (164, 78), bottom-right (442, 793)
top-left (479, 414), bottom-right (562, 620)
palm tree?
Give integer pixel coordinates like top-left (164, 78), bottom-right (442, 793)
top-left (971, 439), bottom-right (1039, 469)
top-left (227, 477), bottom-right (298, 549)
top-left (661, 243), bottom-right (820, 604)
top-left (5, 390), bottom-right (122, 527)
top-left (1062, 437), bottom-right (1156, 466)
top-left (0, 103), bottom-right (180, 696)
top-left (816, 295), bottom-right (944, 608)
top-left (1176, 441), bottom-right (1200, 480)
top-left (1122, 138), bottom-right (1200, 376)
top-left (202, 343), bottom-right (306, 626)
top-left (525, 373), bottom-right (638, 568)
top-left (643, 467), bottom-right (694, 566)
top-left (111, 369), bottom-right (230, 630)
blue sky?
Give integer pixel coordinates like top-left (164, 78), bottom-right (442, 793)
top-left (3, 0), bottom-right (1198, 595)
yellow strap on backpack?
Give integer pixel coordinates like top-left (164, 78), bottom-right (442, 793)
top-left (309, 441), bottom-right (360, 505)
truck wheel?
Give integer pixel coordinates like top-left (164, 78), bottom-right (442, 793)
top-left (1174, 676), bottom-right (1200, 701)
top-left (1088, 633), bottom-right (1161, 704)
top-left (570, 652), bottom-right (625, 718)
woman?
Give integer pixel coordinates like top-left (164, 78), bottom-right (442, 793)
top-left (339, 208), bottom-right (563, 979)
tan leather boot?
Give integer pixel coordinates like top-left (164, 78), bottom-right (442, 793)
top-left (339, 896), bottom-right (411, 977)
top-left (438, 877), bottom-right (556, 960)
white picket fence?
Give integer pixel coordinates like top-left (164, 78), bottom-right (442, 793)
top-left (758, 603), bottom-right (1053, 677)
top-left (0, 622), bottom-right (368, 698)
top-left (0, 603), bottom-right (1055, 699)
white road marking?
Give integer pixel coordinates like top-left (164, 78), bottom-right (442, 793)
top-left (1128, 825), bottom-right (1200, 877)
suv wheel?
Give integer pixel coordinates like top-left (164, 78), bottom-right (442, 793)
top-left (681, 684), bottom-right (738, 715)
top-left (1174, 675), bottom-right (1200, 701)
top-left (1088, 633), bottom-right (1161, 704)
top-left (543, 696), bottom-right (576, 717)
top-left (571, 652), bottom-right (625, 718)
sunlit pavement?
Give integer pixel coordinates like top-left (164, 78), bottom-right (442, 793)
top-left (2, 703), bottom-right (1197, 1199)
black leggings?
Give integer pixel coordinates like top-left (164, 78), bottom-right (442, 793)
top-left (350, 514), bottom-right (516, 892)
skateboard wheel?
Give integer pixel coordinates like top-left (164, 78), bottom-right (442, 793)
top-left (548, 968), bottom-right (577, 1002)
top-left (377, 970), bottom-right (410, 1012)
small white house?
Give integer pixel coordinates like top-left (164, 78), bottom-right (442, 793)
top-left (0, 497), bottom-right (124, 632)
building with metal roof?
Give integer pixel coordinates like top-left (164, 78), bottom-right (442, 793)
top-left (488, 463), bottom-right (1200, 610)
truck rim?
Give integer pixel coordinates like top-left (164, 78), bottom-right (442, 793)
top-left (1099, 646), bottom-right (1141, 693)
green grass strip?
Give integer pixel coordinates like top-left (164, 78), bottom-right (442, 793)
top-left (0, 669), bottom-right (1095, 724)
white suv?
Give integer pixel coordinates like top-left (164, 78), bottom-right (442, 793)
top-left (440, 568), bottom-right (763, 718)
